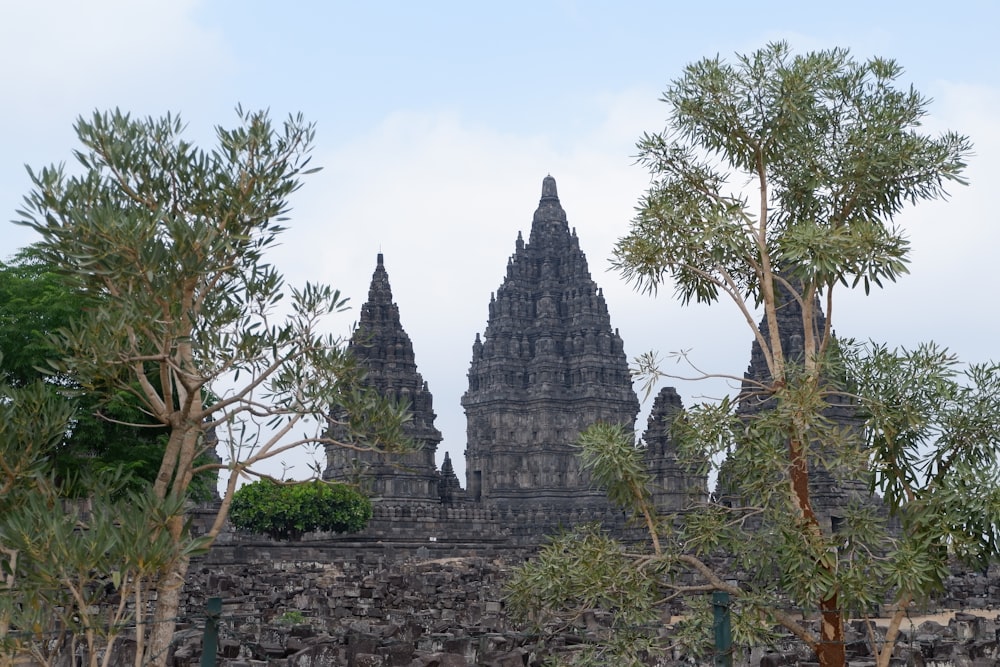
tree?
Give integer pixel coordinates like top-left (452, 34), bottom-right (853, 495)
top-left (0, 252), bottom-right (217, 499)
top-left (508, 43), bottom-right (992, 667)
top-left (229, 479), bottom-right (372, 540)
top-left (1, 484), bottom-right (205, 667)
top-left (0, 368), bottom-right (207, 667)
top-left (12, 108), bottom-right (410, 666)
top-left (0, 250), bottom-right (80, 388)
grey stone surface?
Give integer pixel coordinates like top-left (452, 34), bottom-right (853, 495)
top-left (642, 386), bottom-right (708, 513)
top-left (173, 554), bottom-right (1000, 667)
top-left (323, 252), bottom-right (443, 504)
top-left (317, 175), bottom-right (682, 540)
top-left (462, 175), bottom-right (639, 510)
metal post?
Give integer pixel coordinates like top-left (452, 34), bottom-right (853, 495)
top-left (200, 596), bottom-right (222, 667)
top-left (713, 591), bottom-right (732, 667)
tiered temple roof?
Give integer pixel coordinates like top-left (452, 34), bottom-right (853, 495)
top-left (461, 175), bottom-right (640, 508)
top-left (323, 253), bottom-right (443, 503)
top-left (642, 386), bottom-right (708, 512)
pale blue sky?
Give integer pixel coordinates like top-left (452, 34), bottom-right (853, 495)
top-left (2, 1), bottom-right (998, 483)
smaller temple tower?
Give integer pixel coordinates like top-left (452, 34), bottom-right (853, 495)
top-left (735, 281), bottom-right (870, 527)
top-left (642, 387), bottom-right (708, 512)
top-left (323, 253), bottom-right (444, 503)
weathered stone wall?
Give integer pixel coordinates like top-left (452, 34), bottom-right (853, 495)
top-left (193, 499), bottom-right (648, 556)
top-left (175, 503), bottom-right (1000, 666)
top-left (171, 533), bottom-right (1000, 667)
top-left (179, 553), bottom-right (530, 667)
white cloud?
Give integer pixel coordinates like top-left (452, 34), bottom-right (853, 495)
top-left (0, 0), bottom-right (230, 121)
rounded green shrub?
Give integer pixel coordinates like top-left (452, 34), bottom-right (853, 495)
top-left (228, 479), bottom-right (372, 540)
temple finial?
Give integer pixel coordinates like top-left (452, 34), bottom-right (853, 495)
top-left (541, 174), bottom-right (558, 200)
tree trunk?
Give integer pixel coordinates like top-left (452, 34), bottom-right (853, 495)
top-left (788, 435), bottom-right (845, 667)
top-left (874, 595), bottom-right (912, 667)
top-left (816, 593), bottom-right (845, 667)
top-left (144, 554), bottom-right (191, 667)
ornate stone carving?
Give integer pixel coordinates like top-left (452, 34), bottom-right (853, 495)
top-left (323, 253), bottom-right (443, 503)
top-left (642, 386), bottom-right (708, 512)
top-left (462, 176), bottom-right (640, 509)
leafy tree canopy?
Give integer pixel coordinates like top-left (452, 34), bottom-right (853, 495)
top-left (10, 106), bottom-right (411, 666)
top-left (0, 249), bottom-right (80, 388)
top-left (0, 253), bottom-right (217, 500)
top-left (510, 42), bottom-right (988, 667)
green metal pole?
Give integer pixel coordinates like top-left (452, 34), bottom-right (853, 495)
top-left (713, 591), bottom-right (732, 667)
top-left (200, 596), bottom-right (222, 667)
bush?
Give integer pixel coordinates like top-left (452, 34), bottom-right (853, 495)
top-left (228, 479), bottom-right (372, 540)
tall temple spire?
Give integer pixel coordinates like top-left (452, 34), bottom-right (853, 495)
top-left (462, 176), bottom-right (639, 509)
top-left (324, 254), bottom-right (444, 503)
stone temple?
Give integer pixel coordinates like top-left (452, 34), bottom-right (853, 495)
top-left (461, 175), bottom-right (639, 509)
top-left (324, 175), bottom-right (697, 524)
top-left (322, 252), bottom-right (443, 503)
top-left (325, 175), bottom-right (862, 535)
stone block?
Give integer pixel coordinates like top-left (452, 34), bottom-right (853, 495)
top-left (220, 639), bottom-right (241, 658)
top-left (968, 639), bottom-right (999, 661)
top-left (285, 637), bottom-right (307, 653)
top-left (952, 614), bottom-right (980, 641)
top-left (386, 642), bottom-right (415, 666)
top-left (348, 632), bottom-right (380, 657)
top-left (480, 649), bottom-right (525, 667)
top-left (291, 624), bottom-right (317, 638)
top-left (442, 636), bottom-right (471, 656)
top-left (286, 642), bottom-right (343, 666)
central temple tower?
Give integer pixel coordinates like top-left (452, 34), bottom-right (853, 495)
top-left (462, 176), bottom-right (640, 508)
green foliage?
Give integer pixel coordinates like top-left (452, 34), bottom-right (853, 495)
top-left (506, 525), bottom-right (662, 667)
top-left (0, 375), bottom-right (76, 508)
top-left (614, 41), bottom-right (970, 307)
top-left (229, 479), bottom-right (372, 540)
top-left (58, 385), bottom-right (219, 501)
top-left (14, 107), bottom-right (401, 500)
top-left (0, 484), bottom-right (210, 665)
top-left (508, 525), bottom-right (659, 628)
top-left (577, 423), bottom-right (653, 515)
top-left (511, 42), bottom-right (985, 667)
top-left (0, 369), bottom-right (210, 666)
top-left (0, 250), bottom-right (81, 388)
top-left (0, 254), bottom-right (218, 500)
top-left (847, 341), bottom-right (1000, 576)
top-left (14, 105), bottom-right (410, 505)
top-left (11, 107), bottom-right (410, 665)
top-left (276, 610), bottom-right (306, 625)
